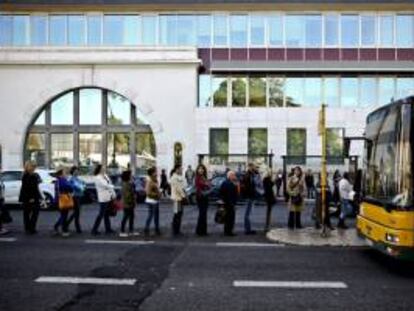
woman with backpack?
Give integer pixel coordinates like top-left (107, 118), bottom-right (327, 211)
top-left (287, 166), bottom-right (305, 230)
top-left (67, 166), bottom-right (85, 234)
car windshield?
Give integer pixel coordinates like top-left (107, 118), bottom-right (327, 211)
top-left (364, 103), bottom-right (413, 210)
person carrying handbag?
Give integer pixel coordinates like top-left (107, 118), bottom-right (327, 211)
top-left (287, 166), bottom-right (305, 230)
top-left (53, 167), bottom-right (74, 237)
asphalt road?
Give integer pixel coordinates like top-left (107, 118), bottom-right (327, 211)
top-left (0, 201), bottom-right (412, 311)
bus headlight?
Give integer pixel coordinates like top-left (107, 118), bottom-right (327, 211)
top-left (385, 233), bottom-right (400, 243)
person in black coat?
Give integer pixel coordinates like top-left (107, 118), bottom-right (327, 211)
top-left (19, 161), bottom-right (44, 234)
top-left (263, 170), bottom-right (276, 233)
top-left (220, 171), bottom-right (239, 236)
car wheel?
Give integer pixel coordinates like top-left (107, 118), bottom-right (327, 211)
top-left (42, 193), bottom-right (55, 210)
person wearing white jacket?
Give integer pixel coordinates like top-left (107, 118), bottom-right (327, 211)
top-left (170, 164), bottom-right (187, 236)
top-left (338, 172), bottom-right (353, 229)
top-left (91, 164), bottom-right (116, 235)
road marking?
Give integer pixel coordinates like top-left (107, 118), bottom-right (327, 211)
top-left (233, 281), bottom-right (348, 289)
top-left (35, 276), bottom-right (136, 286)
top-left (216, 242), bottom-right (284, 248)
top-left (0, 237), bottom-right (17, 242)
top-left (85, 239), bottom-right (155, 246)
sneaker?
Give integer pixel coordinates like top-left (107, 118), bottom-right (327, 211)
top-left (0, 228), bottom-right (10, 235)
top-left (130, 232), bottom-right (140, 236)
top-left (119, 232), bottom-right (129, 238)
top-left (61, 232), bottom-right (70, 238)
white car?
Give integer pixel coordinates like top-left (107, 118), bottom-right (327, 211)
top-left (1, 169), bottom-right (56, 209)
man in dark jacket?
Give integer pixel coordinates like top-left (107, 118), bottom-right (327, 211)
top-left (242, 163), bottom-right (260, 235)
top-left (220, 171), bottom-right (239, 236)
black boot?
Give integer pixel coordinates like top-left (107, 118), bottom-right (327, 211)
top-left (295, 212), bottom-right (303, 229)
top-left (337, 219), bottom-right (348, 229)
top-left (288, 212), bottom-right (295, 229)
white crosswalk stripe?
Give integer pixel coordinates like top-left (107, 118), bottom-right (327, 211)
top-left (233, 281), bottom-right (348, 289)
top-left (0, 237), bottom-right (17, 242)
top-left (35, 276), bottom-right (136, 286)
top-left (216, 242), bottom-right (284, 248)
top-left (85, 239), bottom-right (154, 245)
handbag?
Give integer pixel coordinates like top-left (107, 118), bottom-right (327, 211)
top-left (214, 205), bottom-right (226, 224)
top-left (291, 194), bottom-right (303, 205)
top-left (59, 193), bottom-right (74, 210)
top-left (108, 199), bottom-right (123, 217)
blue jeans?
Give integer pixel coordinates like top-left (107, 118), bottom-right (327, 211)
top-left (145, 203), bottom-right (160, 232)
top-left (92, 202), bottom-right (112, 233)
top-left (244, 199), bottom-right (255, 233)
top-left (340, 199), bottom-right (352, 220)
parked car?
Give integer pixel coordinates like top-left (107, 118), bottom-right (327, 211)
top-left (1, 169), bottom-right (56, 209)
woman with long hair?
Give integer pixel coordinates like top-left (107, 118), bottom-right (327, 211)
top-left (195, 164), bottom-right (211, 236)
top-left (170, 164), bottom-right (186, 236)
top-left (53, 167), bottom-right (74, 237)
top-left (144, 166), bottom-right (162, 236)
top-left (287, 166), bottom-right (305, 229)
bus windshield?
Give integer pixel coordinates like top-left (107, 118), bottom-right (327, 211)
top-left (364, 103), bottom-right (413, 210)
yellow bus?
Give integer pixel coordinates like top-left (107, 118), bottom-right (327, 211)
top-left (357, 96), bottom-right (414, 260)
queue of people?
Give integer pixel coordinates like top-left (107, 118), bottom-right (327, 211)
top-left (0, 160), bottom-right (357, 238)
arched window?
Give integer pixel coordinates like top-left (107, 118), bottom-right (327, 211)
top-left (24, 88), bottom-right (156, 175)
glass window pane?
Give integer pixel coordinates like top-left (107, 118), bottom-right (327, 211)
top-left (142, 15), bottom-right (157, 46)
top-left (197, 15), bottom-right (211, 47)
top-left (379, 15), bottom-right (394, 46)
top-left (68, 15), bottom-right (85, 46)
top-left (107, 133), bottom-right (130, 170)
top-left (396, 77), bottom-right (413, 100)
top-left (213, 14), bottom-right (228, 46)
top-left (324, 14), bottom-right (339, 46)
top-left (159, 15), bottom-right (177, 46)
top-left (136, 133), bottom-right (156, 174)
top-left (248, 129), bottom-right (267, 155)
top-left (0, 15), bottom-right (12, 46)
top-left (249, 77), bottom-right (266, 107)
top-left (285, 77), bottom-right (303, 107)
top-left (87, 15), bottom-right (102, 45)
top-left (199, 74), bottom-right (212, 107)
top-left (25, 133), bottom-right (46, 167)
top-left (13, 15), bottom-right (29, 46)
top-left (324, 77), bottom-right (339, 107)
top-left (80, 89), bottom-right (102, 125)
top-left (49, 15), bottom-right (67, 46)
top-left (136, 108), bottom-right (150, 125)
top-left (212, 77), bottom-right (228, 107)
top-left (230, 15), bottom-right (247, 47)
top-left (124, 15), bottom-right (140, 45)
top-left (177, 15), bottom-right (196, 46)
top-left (79, 133), bottom-right (102, 171)
top-left (107, 92), bottom-right (131, 125)
top-left (378, 77), bottom-right (395, 106)
top-left (31, 15), bottom-right (47, 46)
top-left (51, 134), bottom-right (74, 168)
top-left (268, 15), bottom-right (283, 46)
top-left (326, 128), bottom-right (344, 163)
top-left (34, 111), bottom-right (45, 125)
top-left (51, 92), bottom-right (74, 125)
top-left (360, 77), bottom-right (377, 108)
top-left (250, 15), bottom-right (265, 46)
top-left (287, 128), bottom-right (306, 164)
top-left (361, 15), bottom-right (376, 46)
top-left (209, 129), bottom-right (229, 155)
top-left (232, 77), bottom-right (247, 107)
top-left (396, 15), bottom-right (414, 48)
top-left (103, 15), bottom-right (123, 45)
top-left (305, 15), bottom-right (322, 47)
top-left (341, 77), bottom-right (358, 107)
top-left (286, 15), bottom-right (304, 47)
top-left (268, 77), bottom-right (284, 107)
top-left (341, 15), bottom-right (359, 47)
top-left (304, 78), bottom-right (321, 106)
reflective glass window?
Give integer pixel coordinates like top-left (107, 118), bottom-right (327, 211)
top-left (324, 77), bottom-right (339, 107)
top-left (51, 134), bottom-right (74, 168)
top-left (250, 15), bottom-right (265, 46)
top-left (268, 77), bottom-right (284, 107)
top-left (177, 15), bottom-right (196, 45)
top-left (79, 133), bottom-right (102, 170)
top-left (304, 78), bottom-right (322, 106)
top-left (80, 89), bottom-right (102, 125)
top-left (142, 15), bottom-right (157, 45)
top-left (68, 15), bottom-right (85, 46)
top-left (197, 15), bottom-right (211, 47)
top-left (285, 77), bottom-right (303, 107)
top-left (378, 77), bottom-right (395, 106)
top-left (123, 15), bottom-right (140, 45)
top-left (396, 77), bottom-right (414, 100)
top-left (25, 133), bottom-right (46, 167)
top-left (361, 15), bottom-right (376, 46)
top-left (213, 14), bottom-right (228, 46)
top-left (268, 15), bottom-right (283, 46)
top-left (326, 128), bottom-right (344, 163)
top-left (287, 128), bottom-right (306, 164)
top-left (136, 133), bottom-right (156, 174)
top-left (305, 15), bottom-right (322, 47)
top-left (103, 15), bottom-right (123, 45)
top-left (230, 15), bottom-right (247, 47)
top-left (341, 78), bottom-right (358, 107)
top-left (107, 133), bottom-right (130, 170)
top-left (49, 15), bottom-right (67, 46)
top-left (159, 15), bottom-right (177, 46)
top-left (212, 77), bottom-right (228, 107)
top-left (232, 77), bottom-right (247, 107)
top-left (31, 15), bottom-right (48, 46)
top-left (13, 15), bottom-right (29, 46)
top-left (360, 77), bottom-right (377, 107)
top-left (107, 92), bottom-right (131, 125)
top-left (0, 15), bottom-right (12, 46)
top-left (249, 77), bottom-right (266, 107)
top-left (285, 15), bottom-right (304, 47)
top-left (34, 111), bottom-right (46, 125)
top-left (248, 129), bottom-right (268, 155)
top-left (341, 15), bottom-right (359, 47)
top-left (51, 92), bottom-right (74, 125)
top-left (199, 75), bottom-right (212, 107)
top-left (209, 129), bottom-right (229, 155)
top-left (379, 15), bottom-right (394, 46)
top-left (87, 15), bottom-right (102, 45)
top-left (324, 14), bottom-right (339, 46)
top-left (396, 15), bottom-right (414, 48)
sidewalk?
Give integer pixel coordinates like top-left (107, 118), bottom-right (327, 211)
top-left (267, 227), bottom-right (367, 247)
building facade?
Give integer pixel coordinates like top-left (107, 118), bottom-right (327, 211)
top-left (0, 0), bottom-right (413, 174)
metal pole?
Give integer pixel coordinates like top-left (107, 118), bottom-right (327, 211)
top-left (320, 104), bottom-right (328, 237)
